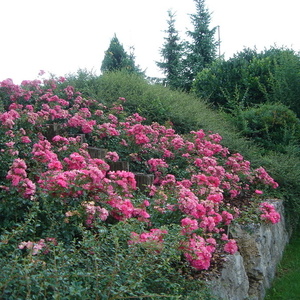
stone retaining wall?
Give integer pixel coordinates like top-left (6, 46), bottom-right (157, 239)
top-left (208, 199), bottom-right (289, 300)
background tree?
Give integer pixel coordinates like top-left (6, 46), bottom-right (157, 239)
top-left (101, 34), bottom-right (143, 75)
top-left (193, 47), bottom-right (300, 116)
top-left (156, 10), bottom-right (184, 89)
top-left (192, 46), bottom-right (300, 153)
top-left (182, 0), bottom-right (218, 91)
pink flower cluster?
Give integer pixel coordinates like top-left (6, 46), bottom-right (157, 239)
top-left (18, 237), bottom-right (57, 255)
top-left (254, 167), bottom-right (279, 189)
top-left (0, 109), bottom-right (20, 129)
top-left (82, 201), bottom-right (109, 226)
top-left (68, 114), bottom-right (96, 133)
top-left (128, 228), bottom-right (168, 252)
top-left (179, 217), bottom-right (237, 269)
top-left (181, 233), bottom-right (216, 270)
top-left (6, 158), bottom-right (36, 198)
top-left (260, 202), bottom-right (281, 224)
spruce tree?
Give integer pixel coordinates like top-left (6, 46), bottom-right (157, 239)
top-left (183, 0), bottom-right (218, 91)
top-left (156, 10), bottom-right (183, 89)
top-left (101, 34), bottom-right (143, 74)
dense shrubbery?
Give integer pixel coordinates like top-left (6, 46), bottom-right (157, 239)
top-left (0, 75), bottom-right (281, 298)
top-left (193, 47), bottom-right (300, 115)
top-left (64, 69), bottom-right (300, 224)
top-left (190, 47), bottom-right (300, 222)
top-left (64, 69), bottom-right (202, 134)
top-left (228, 102), bottom-right (300, 152)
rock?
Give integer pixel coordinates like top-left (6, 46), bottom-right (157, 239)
top-left (208, 252), bottom-right (249, 300)
top-left (208, 199), bottom-right (289, 300)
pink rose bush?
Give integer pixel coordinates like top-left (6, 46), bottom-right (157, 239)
top-left (259, 202), bottom-right (281, 224)
top-left (18, 237), bottom-right (57, 255)
top-left (0, 76), bottom-right (280, 272)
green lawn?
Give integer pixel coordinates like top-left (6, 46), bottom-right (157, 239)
top-left (265, 228), bottom-right (300, 300)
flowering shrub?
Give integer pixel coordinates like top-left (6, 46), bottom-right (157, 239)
top-left (260, 202), bottom-right (281, 224)
top-left (128, 228), bottom-right (168, 252)
top-left (18, 237), bottom-right (57, 255)
top-left (0, 75), bottom-right (281, 298)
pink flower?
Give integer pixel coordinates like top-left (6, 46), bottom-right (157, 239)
top-left (135, 133), bottom-right (150, 144)
top-left (18, 239), bottom-right (46, 255)
top-left (108, 197), bottom-right (135, 221)
top-left (171, 137), bottom-right (185, 149)
top-left (143, 200), bottom-right (150, 207)
top-left (147, 158), bottom-right (168, 172)
top-left (207, 193), bottom-right (223, 203)
top-left (5, 141), bottom-right (15, 148)
top-left (229, 189), bottom-right (239, 198)
top-left (82, 202), bottom-right (109, 226)
top-left (105, 151), bottom-right (119, 162)
top-left (177, 186), bottom-right (199, 216)
top-left (260, 202), bottom-right (281, 224)
top-left (254, 167), bottom-right (279, 189)
top-left (181, 234), bottom-right (213, 270)
top-left (181, 217), bottom-right (199, 234)
top-left (21, 178), bottom-right (36, 197)
top-left (0, 110), bottom-right (20, 128)
top-left (18, 241), bottom-right (33, 250)
top-left (128, 228), bottom-right (167, 252)
top-left (224, 239), bottom-right (238, 254)
top-left (64, 85), bottom-right (74, 98)
top-left (131, 113), bottom-right (146, 122)
top-left (64, 152), bottom-right (86, 170)
top-left (199, 216), bottom-right (217, 232)
top-left (255, 189), bottom-right (263, 194)
top-left (21, 136), bottom-right (31, 143)
top-left (222, 210), bottom-right (234, 225)
top-left (48, 160), bottom-right (63, 170)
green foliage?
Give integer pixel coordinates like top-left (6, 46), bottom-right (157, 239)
top-left (193, 47), bottom-right (300, 115)
top-left (0, 219), bottom-right (213, 299)
top-left (64, 68), bottom-right (100, 98)
top-left (191, 46), bottom-right (300, 224)
top-left (182, 0), bottom-right (218, 91)
top-left (156, 10), bottom-right (184, 89)
top-left (230, 103), bottom-right (300, 152)
top-left (156, 0), bottom-right (218, 91)
top-left (101, 34), bottom-right (143, 75)
top-left (64, 70), bottom-right (199, 133)
top-left (267, 49), bottom-right (300, 117)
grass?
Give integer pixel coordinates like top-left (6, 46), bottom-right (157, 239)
top-left (265, 228), bottom-right (300, 300)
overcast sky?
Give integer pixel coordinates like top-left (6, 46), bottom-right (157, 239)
top-left (1, 0), bottom-right (299, 84)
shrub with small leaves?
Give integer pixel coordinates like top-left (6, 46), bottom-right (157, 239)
top-left (0, 74), bottom-right (280, 299)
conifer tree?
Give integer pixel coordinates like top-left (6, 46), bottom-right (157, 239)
top-left (156, 10), bottom-right (183, 89)
top-left (101, 35), bottom-right (143, 75)
top-left (182, 0), bottom-right (218, 90)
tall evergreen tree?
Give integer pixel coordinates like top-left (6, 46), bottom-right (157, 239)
top-left (156, 10), bottom-right (183, 89)
top-left (101, 34), bottom-right (143, 75)
top-left (182, 0), bottom-right (218, 90)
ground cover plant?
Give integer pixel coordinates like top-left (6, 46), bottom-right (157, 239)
top-left (0, 74), bottom-right (281, 299)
